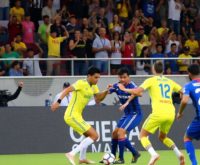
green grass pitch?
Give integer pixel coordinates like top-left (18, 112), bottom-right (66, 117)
top-left (0, 150), bottom-right (199, 165)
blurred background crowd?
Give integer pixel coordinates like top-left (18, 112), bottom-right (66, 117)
top-left (0, 0), bottom-right (200, 76)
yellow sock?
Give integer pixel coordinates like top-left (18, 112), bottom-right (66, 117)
top-left (163, 137), bottom-right (175, 149)
top-left (141, 137), bottom-right (151, 149)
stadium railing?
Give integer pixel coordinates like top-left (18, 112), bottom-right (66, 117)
top-left (0, 57), bottom-right (199, 76)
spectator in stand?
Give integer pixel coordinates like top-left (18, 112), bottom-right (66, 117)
top-left (89, 0), bottom-right (100, 15)
top-left (117, 0), bottom-right (131, 29)
top-left (9, 0), bottom-right (25, 22)
top-left (136, 46), bottom-right (151, 75)
top-left (3, 44), bottom-right (20, 73)
top-left (110, 31), bottom-right (122, 75)
top-left (0, 50), bottom-right (6, 76)
top-left (85, 29), bottom-right (95, 68)
top-left (22, 14), bottom-right (35, 44)
top-left (96, 7), bottom-right (108, 29)
top-left (8, 15), bottom-right (22, 43)
top-left (158, 20), bottom-right (169, 38)
top-left (69, 29), bottom-right (88, 75)
top-left (11, 34), bottom-right (27, 56)
top-left (184, 33), bottom-right (199, 57)
top-left (136, 34), bottom-right (149, 57)
top-left (42, 0), bottom-right (56, 22)
top-left (121, 32), bottom-right (135, 74)
top-left (9, 61), bottom-right (23, 76)
top-left (38, 15), bottom-right (51, 59)
top-left (177, 46), bottom-right (192, 74)
top-left (151, 43), bottom-right (164, 58)
top-left (141, 0), bottom-right (156, 19)
top-left (92, 27), bottom-right (111, 74)
top-left (23, 44), bottom-right (43, 76)
top-left (66, 15), bottom-right (79, 39)
top-left (81, 17), bottom-right (90, 31)
top-left (47, 31), bottom-right (67, 75)
top-left (0, 0), bottom-right (9, 20)
top-left (166, 43), bottom-right (179, 74)
top-left (51, 16), bottom-right (68, 37)
top-left (109, 14), bottom-right (123, 34)
top-left (181, 16), bottom-right (193, 40)
top-left (165, 31), bottom-right (181, 53)
top-left (168, 0), bottom-right (184, 35)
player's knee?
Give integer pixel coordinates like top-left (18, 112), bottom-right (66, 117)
top-left (117, 129), bottom-right (126, 138)
top-left (92, 133), bottom-right (99, 142)
top-left (184, 136), bottom-right (192, 142)
top-left (158, 134), bottom-right (166, 142)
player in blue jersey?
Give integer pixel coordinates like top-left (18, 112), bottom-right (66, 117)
top-left (108, 68), bottom-right (142, 164)
top-left (177, 64), bottom-right (200, 165)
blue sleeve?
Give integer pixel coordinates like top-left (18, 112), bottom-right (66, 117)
top-left (183, 83), bottom-right (190, 96)
top-left (109, 84), bottom-right (117, 94)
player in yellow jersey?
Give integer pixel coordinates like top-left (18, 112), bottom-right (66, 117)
top-left (118, 61), bottom-right (185, 165)
top-left (51, 67), bottom-right (109, 165)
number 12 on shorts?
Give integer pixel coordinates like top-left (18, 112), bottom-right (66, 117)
top-left (159, 83), bottom-right (170, 99)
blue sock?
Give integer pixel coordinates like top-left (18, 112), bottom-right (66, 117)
top-left (184, 141), bottom-right (197, 165)
top-left (118, 138), bottom-right (126, 160)
top-left (125, 138), bottom-right (139, 156)
top-left (111, 139), bottom-right (118, 156)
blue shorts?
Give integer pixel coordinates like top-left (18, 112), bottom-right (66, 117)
top-left (186, 118), bottom-right (200, 140)
top-left (117, 113), bottom-right (142, 132)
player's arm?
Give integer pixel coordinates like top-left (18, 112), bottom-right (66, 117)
top-left (94, 90), bottom-right (109, 104)
top-left (119, 94), bottom-right (135, 111)
top-left (51, 86), bottom-right (74, 112)
top-left (118, 84), bottom-right (144, 96)
top-left (177, 95), bottom-right (189, 119)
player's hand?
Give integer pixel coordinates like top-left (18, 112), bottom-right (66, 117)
top-left (119, 102), bottom-right (129, 111)
top-left (18, 81), bottom-right (24, 88)
top-left (107, 84), bottom-right (113, 90)
top-left (51, 102), bottom-right (60, 112)
top-left (176, 112), bottom-right (183, 120)
top-left (118, 83), bottom-right (125, 91)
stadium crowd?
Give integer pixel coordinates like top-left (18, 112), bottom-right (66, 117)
top-left (0, 0), bottom-right (200, 76)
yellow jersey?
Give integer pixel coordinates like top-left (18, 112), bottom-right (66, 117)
top-left (177, 53), bottom-right (192, 72)
top-left (185, 40), bottom-right (199, 55)
top-left (140, 76), bottom-right (181, 115)
top-left (65, 79), bottom-right (99, 118)
top-left (48, 36), bottom-right (65, 57)
top-left (13, 42), bottom-right (27, 51)
top-left (10, 7), bottom-right (25, 22)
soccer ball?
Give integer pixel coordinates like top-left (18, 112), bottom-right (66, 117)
top-left (102, 152), bottom-right (115, 165)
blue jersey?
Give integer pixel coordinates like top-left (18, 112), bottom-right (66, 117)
top-left (183, 78), bottom-right (200, 118)
top-left (109, 81), bottom-right (142, 115)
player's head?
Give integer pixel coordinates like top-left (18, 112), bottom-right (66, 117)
top-left (87, 67), bottom-right (101, 85)
top-left (188, 64), bottom-right (200, 80)
top-left (152, 61), bottom-right (164, 75)
top-left (117, 67), bottom-right (130, 85)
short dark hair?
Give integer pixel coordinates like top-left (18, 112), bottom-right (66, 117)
top-left (11, 61), bottom-right (19, 68)
top-left (171, 43), bottom-right (177, 48)
top-left (87, 67), bottom-right (100, 76)
top-left (188, 64), bottom-right (200, 76)
top-left (43, 15), bottom-right (49, 19)
top-left (117, 67), bottom-right (130, 76)
top-left (154, 61), bottom-right (163, 73)
top-left (156, 43), bottom-right (163, 48)
top-left (27, 48), bottom-right (34, 52)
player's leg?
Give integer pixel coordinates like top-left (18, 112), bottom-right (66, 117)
top-left (140, 115), bottom-right (160, 165)
top-left (184, 120), bottom-right (200, 165)
top-left (184, 136), bottom-right (197, 165)
top-left (159, 117), bottom-right (185, 165)
top-left (112, 128), bottom-right (119, 157)
top-left (65, 117), bottom-right (98, 165)
top-left (123, 114), bottom-right (142, 164)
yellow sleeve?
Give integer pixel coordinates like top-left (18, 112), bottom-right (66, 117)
top-left (72, 80), bottom-right (83, 91)
top-left (109, 23), bottom-right (114, 30)
top-left (195, 41), bottom-right (199, 48)
top-left (93, 85), bottom-right (99, 95)
top-left (59, 37), bottom-right (65, 42)
top-left (140, 78), bottom-right (153, 90)
top-left (184, 40), bottom-right (189, 47)
top-left (21, 42), bottom-right (27, 49)
top-left (177, 55), bottom-right (183, 64)
top-left (172, 80), bottom-right (182, 93)
top-left (117, 4), bottom-right (121, 9)
top-left (9, 8), bottom-right (13, 15)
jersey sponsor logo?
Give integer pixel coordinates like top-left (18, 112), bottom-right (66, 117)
top-left (118, 95), bottom-right (130, 99)
top-left (193, 83), bottom-right (200, 87)
top-left (84, 95), bottom-right (92, 99)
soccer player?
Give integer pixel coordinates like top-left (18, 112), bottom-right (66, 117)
top-left (177, 64), bottom-right (200, 165)
top-left (103, 68), bottom-right (142, 164)
top-left (118, 61), bottom-right (185, 165)
top-left (51, 67), bottom-right (109, 165)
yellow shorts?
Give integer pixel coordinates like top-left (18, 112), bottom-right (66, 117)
top-left (64, 116), bottom-right (91, 135)
top-left (142, 113), bottom-right (175, 134)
